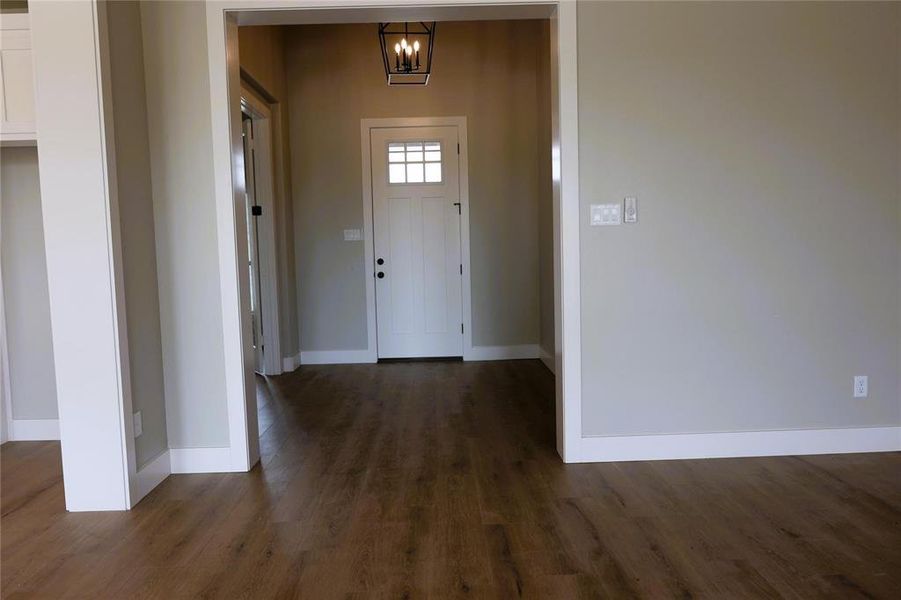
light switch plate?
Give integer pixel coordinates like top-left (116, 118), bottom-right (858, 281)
top-left (343, 229), bottom-right (362, 241)
top-left (624, 196), bottom-right (638, 223)
top-left (590, 203), bottom-right (621, 226)
top-left (133, 411), bottom-right (143, 438)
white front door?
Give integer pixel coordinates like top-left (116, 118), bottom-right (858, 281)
top-left (371, 126), bottom-right (463, 358)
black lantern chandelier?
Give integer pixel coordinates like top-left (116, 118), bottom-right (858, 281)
top-left (378, 22), bottom-right (436, 86)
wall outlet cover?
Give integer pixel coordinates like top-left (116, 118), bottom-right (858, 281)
top-left (343, 229), bottom-right (362, 241)
top-left (853, 376), bottom-right (868, 398)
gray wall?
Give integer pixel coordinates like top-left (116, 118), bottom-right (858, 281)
top-left (284, 21), bottom-right (550, 352)
top-left (107, 0), bottom-right (168, 467)
top-left (141, 0), bottom-right (229, 448)
top-left (0, 147), bottom-right (57, 421)
top-left (578, 1), bottom-right (901, 436)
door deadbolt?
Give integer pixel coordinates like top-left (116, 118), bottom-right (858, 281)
top-left (377, 272), bottom-right (385, 279)
top-left (377, 258), bottom-right (384, 265)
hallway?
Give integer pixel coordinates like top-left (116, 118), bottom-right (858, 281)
top-left (2, 360), bottom-right (900, 598)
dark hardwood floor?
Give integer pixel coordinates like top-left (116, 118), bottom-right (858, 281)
top-left (2, 360), bottom-right (900, 598)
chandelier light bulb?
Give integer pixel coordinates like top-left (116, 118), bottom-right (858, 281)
top-left (406, 45), bottom-right (413, 55)
top-left (394, 42), bottom-right (401, 55)
top-left (413, 40), bottom-right (420, 52)
top-left (400, 38), bottom-right (407, 49)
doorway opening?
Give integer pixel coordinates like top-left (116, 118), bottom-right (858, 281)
top-left (211, 1), bottom-right (582, 470)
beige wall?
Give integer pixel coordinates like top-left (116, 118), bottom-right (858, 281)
top-left (578, 1), bottom-right (901, 436)
top-left (141, 0), bottom-right (229, 448)
top-left (284, 21), bottom-right (551, 352)
top-left (0, 147), bottom-right (57, 421)
top-left (238, 25), bottom-right (299, 360)
top-left (107, 0), bottom-right (167, 468)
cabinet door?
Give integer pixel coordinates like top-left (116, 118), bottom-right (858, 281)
top-left (1, 14), bottom-right (36, 142)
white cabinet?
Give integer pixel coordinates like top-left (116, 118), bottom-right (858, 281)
top-left (1, 14), bottom-right (36, 145)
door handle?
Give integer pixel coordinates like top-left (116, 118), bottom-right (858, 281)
top-left (377, 258), bottom-right (384, 265)
top-left (377, 272), bottom-right (385, 279)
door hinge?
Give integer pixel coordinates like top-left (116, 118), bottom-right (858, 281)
top-left (251, 205), bottom-right (262, 216)
top-left (459, 264), bottom-right (462, 275)
top-left (457, 142), bottom-right (460, 154)
top-left (461, 323), bottom-right (464, 334)
top-left (453, 202), bottom-right (461, 215)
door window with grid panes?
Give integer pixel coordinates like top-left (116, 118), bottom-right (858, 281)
top-left (387, 141), bottom-right (442, 184)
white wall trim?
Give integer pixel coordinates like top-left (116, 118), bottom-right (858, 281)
top-left (96, 0), bottom-right (142, 513)
top-left (468, 344), bottom-right (539, 361)
top-left (8, 419), bottom-right (60, 441)
top-left (457, 121), bottom-right (474, 363)
top-left (552, 1), bottom-right (582, 463)
top-left (207, 0), bottom-right (579, 467)
top-left (207, 10), bottom-right (259, 474)
top-left (0, 250), bottom-right (12, 445)
top-left (135, 446), bottom-right (254, 496)
top-left (539, 345), bottom-right (555, 374)
top-left (572, 427), bottom-right (901, 464)
top-left (169, 447), bottom-right (236, 474)
top-left (358, 119), bottom-right (380, 364)
top-left (132, 450), bottom-right (170, 505)
top-left (300, 349), bottom-right (377, 365)
top-left (282, 353), bottom-right (300, 372)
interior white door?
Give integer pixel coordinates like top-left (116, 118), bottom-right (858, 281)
top-left (242, 115), bottom-right (264, 372)
top-left (371, 126), bottom-right (463, 358)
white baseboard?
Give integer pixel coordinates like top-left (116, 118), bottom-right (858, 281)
top-left (8, 418), bottom-right (60, 441)
top-left (298, 346), bottom-right (542, 364)
top-left (282, 353), bottom-right (300, 372)
top-left (466, 344), bottom-right (539, 362)
top-left (538, 346), bottom-right (555, 374)
top-left (299, 349), bottom-right (376, 365)
top-left (572, 426), bottom-right (901, 463)
top-left (169, 447), bottom-right (234, 474)
top-left (133, 450), bottom-right (170, 505)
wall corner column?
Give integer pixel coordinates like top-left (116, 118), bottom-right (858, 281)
top-left (30, 0), bottom-right (136, 511)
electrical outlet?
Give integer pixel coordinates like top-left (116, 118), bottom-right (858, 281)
top-left (853, 376), bottom-right (868, 398)
top-left (133, 411), bottom-right (143, 437)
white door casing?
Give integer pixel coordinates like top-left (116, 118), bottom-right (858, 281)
top-left (370, 126), bottom-right (463, 358)
top-left (207, 1), bottom-right (578, 470)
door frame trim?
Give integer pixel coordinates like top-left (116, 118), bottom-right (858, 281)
top-left (360, 116), bottom-right (471, 361)
top-left (240, 87), bottom-right (283, 375)
top-left (205, 0), bottom-right (582, 466)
